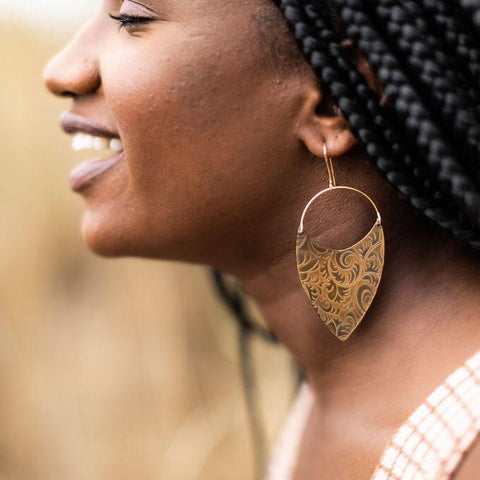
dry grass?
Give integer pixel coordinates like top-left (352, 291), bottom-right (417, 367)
top-left (0, 22), bottom-right (295, 480)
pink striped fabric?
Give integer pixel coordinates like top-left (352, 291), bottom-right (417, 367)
top-left (266, 349), bottom-right (480, 480)
top-left (372, 349), bottom-right (480, 479)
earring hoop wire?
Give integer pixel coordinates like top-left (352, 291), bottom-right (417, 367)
top-left (297, 143), bottom-right (382, 234)
top-left (298, 186), bottom-right (382, 234)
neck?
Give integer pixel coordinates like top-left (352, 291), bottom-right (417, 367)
top-left (233, 208), bottom-right (480, 424)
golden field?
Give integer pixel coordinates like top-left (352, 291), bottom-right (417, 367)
top-left (0, 21), bottom-right (295, 480)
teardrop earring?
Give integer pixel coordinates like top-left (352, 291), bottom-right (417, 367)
top-left (295, 142), bottom-right (385, 341)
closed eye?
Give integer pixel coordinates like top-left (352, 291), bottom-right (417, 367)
top-left (108, 12), bottom-right (155, 30)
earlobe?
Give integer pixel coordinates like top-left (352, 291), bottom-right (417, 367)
top-left (295, 85), bottom-right (358, 159)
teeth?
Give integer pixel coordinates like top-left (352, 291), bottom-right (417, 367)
top-left (93, 137), bottom-right (109, 150)
top-left (110, 138), bottom-right (123, 152)
top-left (72, 133), bottom-right (85, 151)
top-left (71, 133), bottom-right (123, 152)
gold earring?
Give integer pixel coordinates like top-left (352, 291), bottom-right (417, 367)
top-left (295, 142), bottom-right (385, 341)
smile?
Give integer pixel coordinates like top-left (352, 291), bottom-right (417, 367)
top-left (71, 133), bottom-right (123, 153)
top-left (59, 112), bottom-right (125, 193)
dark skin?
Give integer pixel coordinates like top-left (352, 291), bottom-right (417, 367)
top-left (43, 1), bottom-right (480, 478)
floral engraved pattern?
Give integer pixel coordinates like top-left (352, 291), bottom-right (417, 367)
top-left (296, 221), bottom-right (385, 341)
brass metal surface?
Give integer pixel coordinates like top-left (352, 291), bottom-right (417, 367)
top-left (296, 188), bottom-right (385, 341)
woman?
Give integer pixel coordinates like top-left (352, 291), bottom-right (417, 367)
top-left (43, 0), bottom-right (480, 478)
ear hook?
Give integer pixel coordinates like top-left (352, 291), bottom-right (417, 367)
top-left (323, 142), bottom-right (336, 188)
top-left (297, 142), bottom-right (382, 234)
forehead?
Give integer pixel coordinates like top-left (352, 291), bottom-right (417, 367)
top-left (112, 0), bottom-right (275, 16)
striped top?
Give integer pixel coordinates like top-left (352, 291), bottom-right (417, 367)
top-left (266, 349), bottom-right (480, 480)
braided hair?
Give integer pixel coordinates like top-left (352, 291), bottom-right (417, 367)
top-left (274, 0), bottom-right (480, 249)
top-left (211, 0), bottom-right (480, 476)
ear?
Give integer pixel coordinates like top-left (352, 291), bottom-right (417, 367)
top-left (295, 84), bottom-right (358, 159)
top-left (295, 38), bottom-right (387, 159)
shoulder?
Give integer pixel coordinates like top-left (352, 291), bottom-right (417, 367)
top-left (453, 435), bottom-right (480, 480)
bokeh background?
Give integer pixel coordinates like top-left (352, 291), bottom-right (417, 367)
top-left (0, 2), bottom-right (295, 479)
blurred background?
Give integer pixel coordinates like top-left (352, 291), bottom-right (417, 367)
top-left (0, 2), bottom-right (295, 479)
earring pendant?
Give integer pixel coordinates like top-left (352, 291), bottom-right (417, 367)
top-left (295, 143), bottom-right (385, 341)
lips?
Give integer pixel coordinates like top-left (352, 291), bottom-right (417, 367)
top-left (60, 111), bottom-right (120, 139)
top-left (69, 151), bottom-right (124, 192)
top-left (60, 111), bottom-right (124, 192)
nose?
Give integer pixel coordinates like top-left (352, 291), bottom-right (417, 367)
top-left (43, 21), bottom-right (101, 98)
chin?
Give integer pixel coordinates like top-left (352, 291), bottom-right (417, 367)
top-left (80, 211), bottom-right (132, 258)
top-left (79, 209), bottom-right (184, 260)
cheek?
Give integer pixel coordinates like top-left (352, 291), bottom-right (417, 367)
top-left (105, 39), bottom-right (220, 182)
top-left (85, 25), bottom-right (301, 259)
top-left (103, 31), bottom-right (271, 204)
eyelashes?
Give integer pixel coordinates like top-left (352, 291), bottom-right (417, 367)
top-left (108, 12), bottom-right (155, 30)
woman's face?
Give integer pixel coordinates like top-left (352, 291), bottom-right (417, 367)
top-left (43, 0), bottom-right (311, 268)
